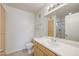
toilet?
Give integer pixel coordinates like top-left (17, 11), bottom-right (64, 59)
top-left (25, 42), bottom-right (33, 54)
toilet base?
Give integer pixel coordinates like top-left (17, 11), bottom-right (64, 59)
top-left (27, 49), bottom-right (32, 54)
top-left (25, 42), bottom-right (33, 54)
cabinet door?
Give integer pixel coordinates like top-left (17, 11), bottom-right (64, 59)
top-left (33, 44), bottom-right (44, 56)
top-left (36, 48), bottom-right (45, 56)
top-left (33, 46), bottom-right (37, 56)
top-left (37, 43), bottom-right (57, 56)
top-left (33, 40), bottom-right (57, 56)
top-left (33, 41), bottom-right (45, 56)
top-left (32, 40), bottom-right (37, 56)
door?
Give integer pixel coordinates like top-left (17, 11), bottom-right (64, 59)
top-left (0, 4), bottom-right (5, 55)
top-left (65, 13), bottom-right (79, 41)
top-left (0, 4), bottom-right (1, 49)
top-left (48, 17), bottom-right (54, 36)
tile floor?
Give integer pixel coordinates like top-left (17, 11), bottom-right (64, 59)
top-left (6, 49), bottom-right (32, 56)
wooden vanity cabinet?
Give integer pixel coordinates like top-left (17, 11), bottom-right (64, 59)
top-left (32, 40), bottom-right (57, 56)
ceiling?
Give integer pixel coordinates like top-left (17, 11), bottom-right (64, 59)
top-left (6, 3), bottom-right (47, 13)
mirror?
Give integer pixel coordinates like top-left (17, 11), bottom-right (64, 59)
top-left (55, 16), bottom-right (65, 39)
top-left (48, 17), bottom-right (55, 37)
top-left (65, 12), bottom-right (79, 42)
top-left (55, 13), bottom-right (79, 42)
top-left (47, 3), bottom-right (79, 42)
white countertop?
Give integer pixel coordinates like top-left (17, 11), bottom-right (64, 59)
top-left (34, 37), bottom-right (79, 56)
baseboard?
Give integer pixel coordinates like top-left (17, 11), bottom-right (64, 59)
top-left (5, 48), bottom-right (26, 55)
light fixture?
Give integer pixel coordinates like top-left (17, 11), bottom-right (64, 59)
top-left (50, 4), bottom-right (54, 8)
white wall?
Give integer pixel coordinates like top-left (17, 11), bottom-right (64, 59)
top-left (34, 5), bottom-right (48, 37)
top-left (4, 6), bottom-right (35, 54)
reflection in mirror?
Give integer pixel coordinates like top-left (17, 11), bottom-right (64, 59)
top-left (55, 16), bottom-right (65, 39)
top-left (65, 12), bottom-right (79, 42)
top-left (55, 12), bottom-right (79, 42)
top-left (48, 17), bottom-right (54, 37)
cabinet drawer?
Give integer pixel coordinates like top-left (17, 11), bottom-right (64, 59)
top-left (37, 43), bottom-right (57, 56)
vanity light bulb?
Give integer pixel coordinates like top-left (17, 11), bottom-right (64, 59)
top-left (47, 7), bottom-right (49, 10)
top-left (50, 4), bottom-right (54, 8)
top-left (56, 23), bottom-right (58, 26)
top-left (69, 13), bottom-right (72, 15)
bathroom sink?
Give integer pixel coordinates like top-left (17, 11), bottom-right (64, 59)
top-left (39, 37), bottom-right (59, 48)
top-left (46, 38), bottom-right (59, 48)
